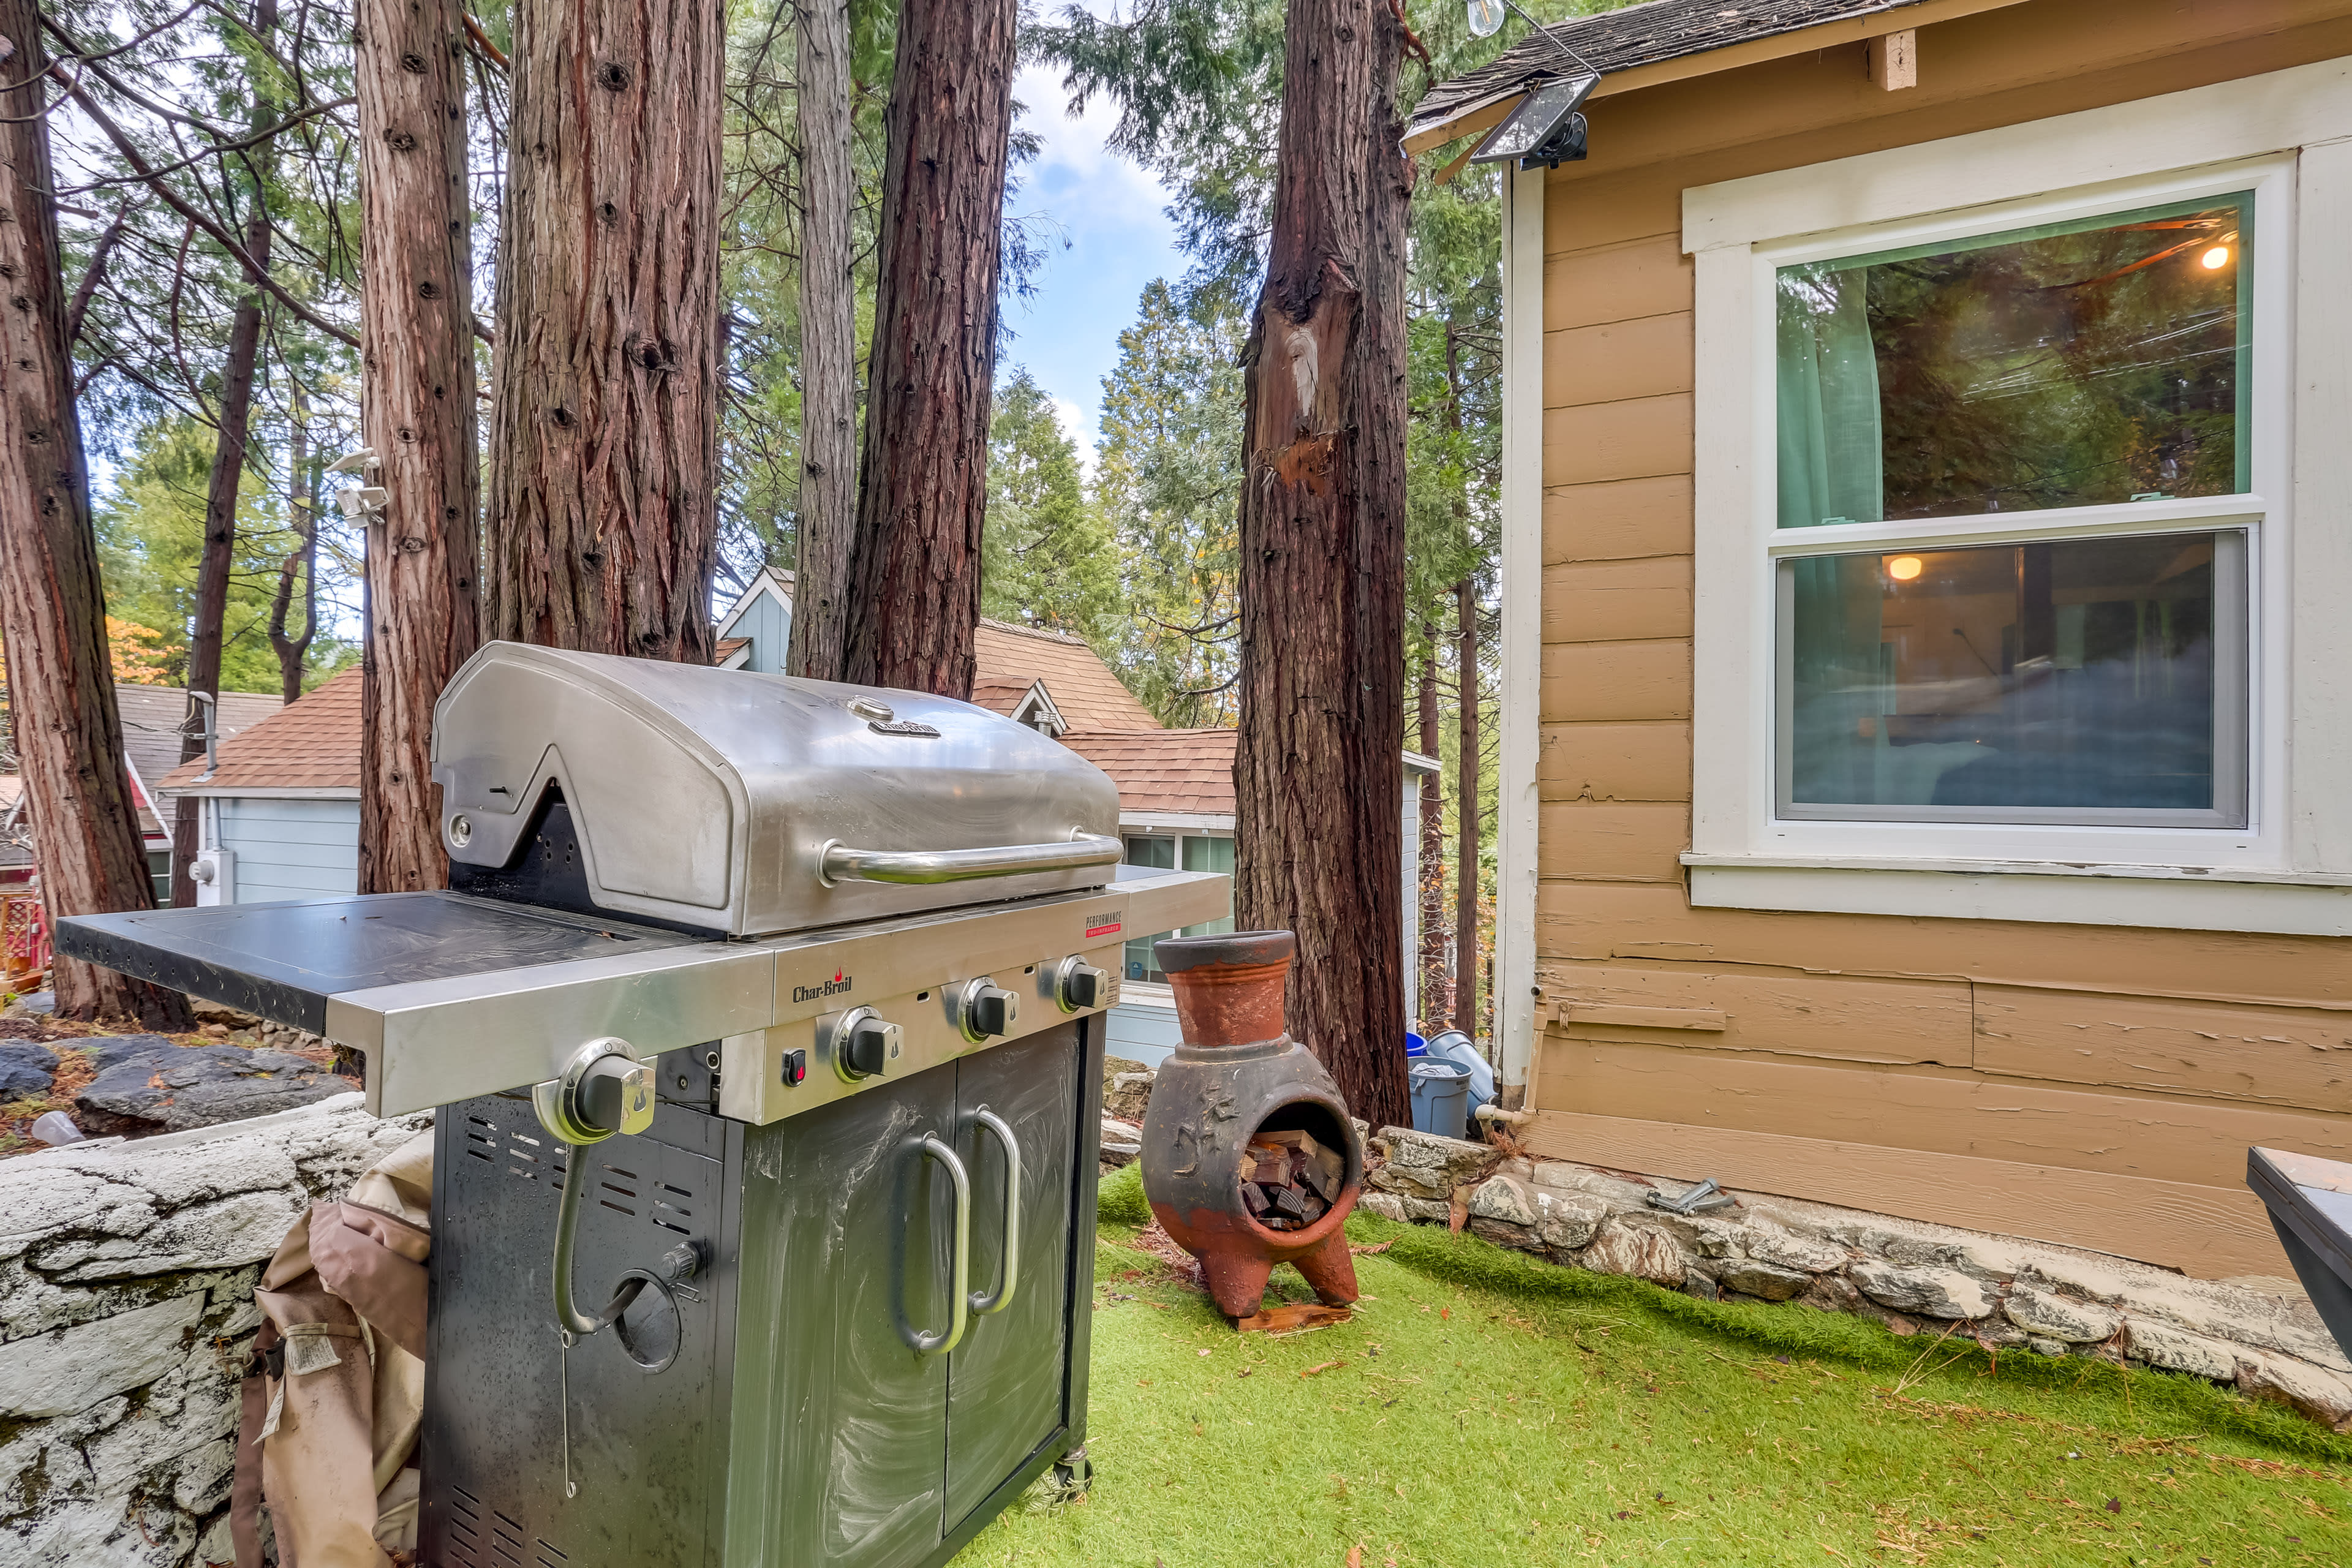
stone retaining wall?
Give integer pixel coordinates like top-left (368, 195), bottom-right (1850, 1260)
top-left (1360, 1126), bottom-right (2352, 1431)
top-left (0, 1093), bottom-right (427, 1566)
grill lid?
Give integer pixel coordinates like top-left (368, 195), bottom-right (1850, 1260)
top-left (431, 643), bottom-right (1123, 937)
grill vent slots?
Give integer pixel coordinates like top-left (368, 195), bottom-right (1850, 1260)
top-left (652, 1178), bottom-right (694, 1235)
top-left (601, 1163), bottom-right (638, 1216)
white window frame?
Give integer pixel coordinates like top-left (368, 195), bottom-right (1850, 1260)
top-left (1681, 59), bottom-right (2352, 937)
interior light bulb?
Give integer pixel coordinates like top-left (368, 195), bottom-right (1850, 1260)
top-left (2201, 245), bottom-right (2231, 270)
top-left (1887, 556), bottom-right (1924, 582)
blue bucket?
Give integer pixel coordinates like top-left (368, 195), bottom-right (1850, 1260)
top-left (1409, 1060), bottom-right (1472, 1140)
top-left (1405, 1031), bottom-right (1428, 1058)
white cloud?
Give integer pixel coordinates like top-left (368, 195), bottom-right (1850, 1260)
top-left (1011, 62), bottom-right (1170, 235)
top-left (1049, 395), bottom-right (1102, 480)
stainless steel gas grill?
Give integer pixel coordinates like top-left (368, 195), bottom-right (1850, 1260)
top-left (56, 643), bottom-right (1226, 1568)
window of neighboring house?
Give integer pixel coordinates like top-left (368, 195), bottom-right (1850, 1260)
top-left (1123, 835), bottom-right (1175, 980)
top-left (1121, 832), bottom-right (1237, 979)
top-left (1773, 193), bottom-right (2255, 828)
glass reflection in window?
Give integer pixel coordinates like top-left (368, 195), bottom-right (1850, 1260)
top-left (1777, 195), bottom-right (2250, 527)
top-left (1782, 532), bottom-right (2242, 821)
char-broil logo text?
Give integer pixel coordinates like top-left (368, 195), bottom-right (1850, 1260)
top-left (793, 970), bottom-right (853, 1004)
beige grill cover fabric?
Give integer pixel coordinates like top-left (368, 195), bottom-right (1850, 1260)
top-left (233, 1128), bottom-right (435, 1568)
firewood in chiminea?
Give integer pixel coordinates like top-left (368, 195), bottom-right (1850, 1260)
top-left (1236, 1126), bottom-right (1343, 1231)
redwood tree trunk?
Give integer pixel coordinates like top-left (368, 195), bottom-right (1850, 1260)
top-left (484, 0), bottom-right (722, 662)
top-left (1453, 578), bottom-right (1479, 1041)
top-left (1416, 636), bottom-right (1447, 1028)
top-left (170, 208), bottom-right (270, 909)
top-left (1232, 0), bottom-right (1411, 1129)
top-left (0, 6), bottom-right (190, 1027)
top-left (785, 0), bottom-right (854, 682)
top-left (356, 0), bottom-right (482, 894)
top-left (839, 0), bottom-right (1017, 698)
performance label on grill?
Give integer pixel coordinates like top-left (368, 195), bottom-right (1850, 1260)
top-left (1084, 910), bottom-right (1123, 938)
top-left (791, 970), bottom-right (854, 1003)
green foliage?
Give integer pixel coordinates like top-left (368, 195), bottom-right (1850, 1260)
top-left (982, 368), bottom-right (1118, 638)
top-left (1093, 281), bottom-right (1245, 728)
top-left (96, 419), bottom-right (356, 695)
top-left (962, 1216), bottom-right (2352, 1566)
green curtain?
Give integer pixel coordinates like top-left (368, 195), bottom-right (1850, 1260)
top-left (1777, 266), bottom-right (1890, 805)
top-left (1776, 265), bottom-right (1885, 530)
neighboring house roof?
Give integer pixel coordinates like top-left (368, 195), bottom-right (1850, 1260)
top-left (1406, 0), bottom-right (1980, 147)
top-left (1058, 729), bottom-right (1237, 820)
top-left (715, 636), bottom-right (750, 668)
top-left (972, 619), bottom-right (1160, 733)
top-left (159, 668), bottom-right (362, 796)
top-left (113, 684), bottom-right (285, 830)
top-left (714, 567), bottom-right (794, 641)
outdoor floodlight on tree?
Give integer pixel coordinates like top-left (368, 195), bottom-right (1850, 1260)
top-left (1466, 0), bottom-right (1600, 169)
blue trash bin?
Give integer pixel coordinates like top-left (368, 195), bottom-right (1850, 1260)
top-left (1409, 1060), bottom-right (1472, 1140)
top-left (1422, 1028), bottom-right (1494, 1120)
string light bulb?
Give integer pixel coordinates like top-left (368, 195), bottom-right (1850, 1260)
top-left (2201, 244), bottom-right (2232, 270)
top-left (1887, 556), bottom-right (1924, 582)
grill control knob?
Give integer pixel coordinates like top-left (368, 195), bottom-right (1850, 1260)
top-left (831, 1007), bottom-right (902, 1083)
top-left (1052, 956), bottom-right (1109, 1013)
top-left (956, 978), bottom-right (1020, 1042)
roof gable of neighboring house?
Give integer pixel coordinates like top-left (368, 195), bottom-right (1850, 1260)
top-left (1406, 0), bottom-right (2008, 149)
top-left (971, 619), bottom-right (1160, 733)
top-left (158, 667), bottom-right (362, 796)
top-left (714, 568), bottom-right (794, 672)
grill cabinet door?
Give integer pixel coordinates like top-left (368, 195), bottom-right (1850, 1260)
top-left (944, 1021), bottom-right (1082, 1523)
top-left (726, 1060), bottom-right (958, 1567)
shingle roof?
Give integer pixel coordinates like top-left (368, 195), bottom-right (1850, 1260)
top-left (1408, 0), bottom-right (1945, 143)
top-left (1057, 728), bottom-right (1236, 818)
top-left (158, 668), bottom-right (361, 794)
top-left (113, 684), bottom-right (282, 790)
top-left (973, 619), bottom-right (1160, 732)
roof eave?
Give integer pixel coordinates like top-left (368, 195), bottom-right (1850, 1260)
top-left (1401, 0), bottom-right (2032, 154)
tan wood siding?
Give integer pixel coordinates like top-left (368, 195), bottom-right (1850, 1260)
top-left (1525, 0), bottom-right (2352, 1277)
top-left (1545, 960), bottom-right (1973, 1068)
top-left (1538, 802), bottom-right (1689, 884)
top-left (1518, 1107), bottom-right (2278, 1278)
top-left (1544, 475), bottom-right (1693, 566)
top-left (1545, 312), bottom-right (1692, 408)
top-left (1536, 1035), bottom-right (2352, 1188)
top-left (1542, 556), bottom-right (1691, 644)
top-left (1540, 721), bottom-right (1691, 803)
top-left (1544, 393), bottom-right (1691, 486)
top-left (1541, 641), bottom-right (1689, 723)
top-left (1972, 986), bottom-right (2352, 1112)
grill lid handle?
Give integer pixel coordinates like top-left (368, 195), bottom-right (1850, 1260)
top-left (816, 831), bottom-right (1121, 888)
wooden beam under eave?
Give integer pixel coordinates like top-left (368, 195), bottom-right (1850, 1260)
top-left (1400, 0), bottom-right (2030, 153)
top-left (1870, 29), bottom-right (1920, 90)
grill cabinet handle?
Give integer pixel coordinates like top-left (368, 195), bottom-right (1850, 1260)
top-left (905, 1135), bottom-right (972, 1355)
top-left (818, 831), bottom-right (1121, 888)
top-left (968, 1108), bottom-right (1021, 1316)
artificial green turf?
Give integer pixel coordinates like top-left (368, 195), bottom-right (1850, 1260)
top-left (952, 1166), bottom-right (2352, 1566)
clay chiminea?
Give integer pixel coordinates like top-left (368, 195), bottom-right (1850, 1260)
top-left (1139, 930), bottom-right (1365, 1319)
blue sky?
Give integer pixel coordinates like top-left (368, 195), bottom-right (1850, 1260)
top-left (1001, 61), bottom-right (1186, 470)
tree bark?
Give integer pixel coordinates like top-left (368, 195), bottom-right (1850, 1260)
top-left (839, 0), bottom-right (1017, 698)
top-left (0, 4), bottom-right (190, 1027)
top-left (355, 0), bottom-right (482, 894)
top-left (1232, 0), bottom-right (1411, 1130)
top-left (1415, 635), bottom-right (1446, 1028)
top-left (267, 390), bottom-right (317, 704)
top-left (484, 0), bottom-right (723, 662)
top-left (1453, 577), bottom-right (1479, 1041)
top-left (169, 206), bottom-right (270, 909)
top-left (784, 0), bottom-right (854, 682)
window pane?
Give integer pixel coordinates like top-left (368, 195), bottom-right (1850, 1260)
top-left (1782, 533), bottom-right (2239, 820)
top-left (1777, 195), bottom-right (2250, 527)
top-left (1124, 835), bottom-right (1175, 869)
top-left (1181, 835), bottom-right (1235, 938)
top-left (1125, 838), bottom-right (1177, 978)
